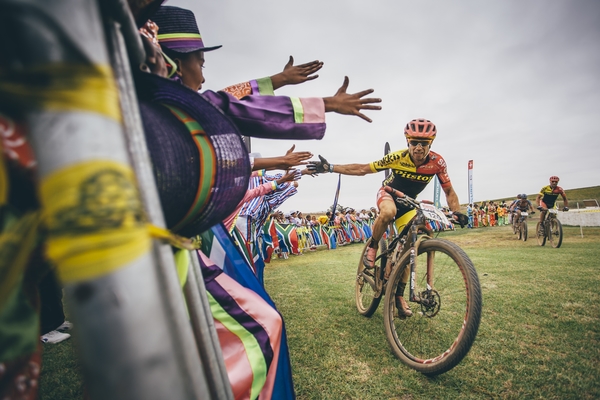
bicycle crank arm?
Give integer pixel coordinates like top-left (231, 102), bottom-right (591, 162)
top-left (358, 272), bottom-right (378, 292)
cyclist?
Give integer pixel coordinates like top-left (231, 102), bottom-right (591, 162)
top-left (510, 194), bottom-right (535, 232)
top-left (308, 118), bottom-right (468, 317)
top-left (507, 194), bottom-right (521, 226)
top-left (536, 176), bottom-right (569, 231)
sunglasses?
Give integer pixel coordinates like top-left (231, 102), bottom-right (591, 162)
top-left (550, 181), bottom-right (559, 184)
top-left (408, 140), bottom-right (432, 147)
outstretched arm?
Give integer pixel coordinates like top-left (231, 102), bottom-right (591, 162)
top-left (307, 155), bottom-right (373, 175)
top-left (270, 56), bottom-right (324, 90)
top-left (275, 170), bottom-right (298, 186)
top-left (322, 77), bottom-right (382, 123)
top-left (252, 145), bottom-right (313, 171)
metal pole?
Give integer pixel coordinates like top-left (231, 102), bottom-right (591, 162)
top-left (103, 4), bottom-right (213, 398)
top-left (0, 1), bottom-right (208, 398)
top-left (578, 202), bottom-right (584, 238)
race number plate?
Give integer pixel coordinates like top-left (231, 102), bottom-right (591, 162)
top-left (549, 208), bottom-right (558, 215)
top-left (521, 212), bottom-right (528, 217)
top-left (420, 203), bottom-right (454, 231)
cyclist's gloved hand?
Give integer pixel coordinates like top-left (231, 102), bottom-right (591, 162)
top-left (453, 211), bottom-right (469, 228)
top-left (537, 206), bottom-right (544, 211)
top-left (307, 155), bottom-right (333, 174)
top-left (530, 211), bottom-right (535, 215)
top-left (563, 207), bottom-right (569, 212)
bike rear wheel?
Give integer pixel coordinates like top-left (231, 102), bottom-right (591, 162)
top-left (355, 238), bottom-right (387, 316)
top-left (521, 221), bottom-right (528, 242)
top-left (383, 239), bottom-right (482, 376)
top-left (536, 221), bottom-right (546, 246)
top-left (548, 218), bottom-right (563, 248)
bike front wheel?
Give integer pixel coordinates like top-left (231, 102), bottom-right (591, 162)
top-left (521, 221), bottom-right (528, 242)
top-left (536, 221), bottom-right (546, 246)
top-left (548, 218), bottom-right (563, 248)
top-left (383, 239), bottom-right (482, 376)
top-left (355, 238), bottom-right (387, 317)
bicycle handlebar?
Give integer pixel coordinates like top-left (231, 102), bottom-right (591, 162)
top-left (383, 186), bottom-right (420, 208)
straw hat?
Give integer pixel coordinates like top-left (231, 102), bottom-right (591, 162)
top-left (135, 72), bottom-right (250, 236)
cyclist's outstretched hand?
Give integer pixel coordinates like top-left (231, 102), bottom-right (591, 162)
top-left (322, 77), bottom-right (382, 123)
top-left (452, 211), bottom-right (469, 228)
top-left (307, 155), bottom-right (332, 174)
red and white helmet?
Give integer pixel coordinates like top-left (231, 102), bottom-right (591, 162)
top-left (549, 176), bottom-right (560, 182)
top-left (404, 119), bottom-right (437, 140)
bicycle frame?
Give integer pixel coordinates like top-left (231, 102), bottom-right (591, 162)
top-left (542, 208), bottom-right (558, 236)
top-left (376, 192), bottom-right (448, 307)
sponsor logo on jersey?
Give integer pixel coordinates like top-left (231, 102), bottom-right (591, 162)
top-left (393, 170), bottom-right (434, 182)
top-left (377, 153), bottom-right (403, 166)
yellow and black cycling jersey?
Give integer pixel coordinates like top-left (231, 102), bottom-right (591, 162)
top-left (370, 149), bottom-right (451, 199)
top-left (539, 185), bottom-right (565, 208)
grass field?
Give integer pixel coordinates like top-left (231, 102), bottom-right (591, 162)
top-left (39, 221), bottom-right (600, 399)
top-left (264, 221), bottom-right (600, 400)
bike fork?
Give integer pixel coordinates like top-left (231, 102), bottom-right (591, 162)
top-left (408, 225), bottom-right (419, 303)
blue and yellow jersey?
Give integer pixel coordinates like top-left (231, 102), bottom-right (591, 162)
top-left (370, 149), bottom-right (451, 198)
top-left (539, 185), bottom-right (565, 208)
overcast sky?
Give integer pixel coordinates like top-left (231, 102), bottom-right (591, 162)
top-left (170, 0), bottom-right (600, 213)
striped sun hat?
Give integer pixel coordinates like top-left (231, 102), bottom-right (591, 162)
top-left (152, 6), bottom-right (222, 54)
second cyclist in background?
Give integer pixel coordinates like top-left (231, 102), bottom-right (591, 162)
top-left (510, 194), bottom-right (535, 233)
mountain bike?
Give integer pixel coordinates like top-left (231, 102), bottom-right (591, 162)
top-left (514, 211), bottom-right (529, 241)
top-left (355, 187), bottom-right (482, 376)
top-left (536, 207), bottom-right (563, 248)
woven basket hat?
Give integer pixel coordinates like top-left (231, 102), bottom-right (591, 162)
top-left (151, 6), bottom-right (222, 54)
top-left (135, 72), bottom-right (250, 236)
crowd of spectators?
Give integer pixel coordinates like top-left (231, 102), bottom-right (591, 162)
top-left (466, 201), bottom-right (510, 228)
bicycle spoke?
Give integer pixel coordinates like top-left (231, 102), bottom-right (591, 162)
top-left (385, 240), bottom-right (480, 373)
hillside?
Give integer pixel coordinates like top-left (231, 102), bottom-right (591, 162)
top-left (474, 185), bottom-right (600, 208)
top-left (306, 186), bottom-right (600, 214)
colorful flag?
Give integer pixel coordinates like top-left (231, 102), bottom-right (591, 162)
top-left (199, 223), bottom-right (296, 399)
top-left (468, 160), bottom-right (474, 204)
top-left (275, 223), bottom-right (299, 255)
top-left (330, 174), bottom-right (342, 214)
top-left (433, 176), bottom-right (441, 209)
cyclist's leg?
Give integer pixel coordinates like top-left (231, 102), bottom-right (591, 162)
top-left (363, 188), bottom-right (396, 268)
top-left (539, 200), bottom-right (548, 224)
top-left (372, 189), bottom-right (396, 243)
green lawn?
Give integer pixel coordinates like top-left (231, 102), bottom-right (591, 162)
top-left (265, 222), bottom-right (600, 400)
top-left (40, 221), bottom-right (600, 399)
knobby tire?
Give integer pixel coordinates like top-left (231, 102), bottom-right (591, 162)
top-left (549, 218), bottom-right (563, 248)
top-left (383, 239), bottom-right (482, 376)
top-left (521, 221), bottom-right (528, 242)
top-left (536, 221), bottom-right (546, 246)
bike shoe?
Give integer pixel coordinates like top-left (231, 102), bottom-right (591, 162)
top-left (395, 296), bottom-right (413, 318)
top-left (362, 246), bottom-right (377, 269)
